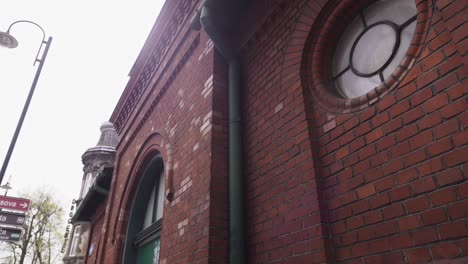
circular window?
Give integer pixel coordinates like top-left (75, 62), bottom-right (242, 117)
top-left (331, 0), bottom-right (417, 98)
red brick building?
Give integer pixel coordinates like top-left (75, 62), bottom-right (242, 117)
top-left (64, 0), bottom-right (467, 263)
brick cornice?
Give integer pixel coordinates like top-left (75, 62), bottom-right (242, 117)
top-left (111, 0), bottom-right (198, 134)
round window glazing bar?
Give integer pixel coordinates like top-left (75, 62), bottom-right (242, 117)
top-left (349, 20), bottom-right (400, 78)
top-left (332, 14), bottom-right (417, 84)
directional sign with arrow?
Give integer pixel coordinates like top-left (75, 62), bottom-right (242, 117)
top-left (0, 196), bottom-right (31, 212)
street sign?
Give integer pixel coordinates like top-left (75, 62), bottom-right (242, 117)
top-left (0, 196), bottom-right (31, 212)
top-left (0, 227), bottom-right (21, 242)
top-left (0, 211), bottom-right (26, 227)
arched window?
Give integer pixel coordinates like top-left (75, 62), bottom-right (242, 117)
top-left (123, 154), bottom-right (165, 264)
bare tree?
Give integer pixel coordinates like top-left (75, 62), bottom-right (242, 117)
top-left (0, 189), bottom-right (65, 264)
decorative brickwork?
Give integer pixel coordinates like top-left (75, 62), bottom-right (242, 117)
top-left (119, 34), bottom-right (200, 157)
top-left (113, 0), bottom-right (196, 133)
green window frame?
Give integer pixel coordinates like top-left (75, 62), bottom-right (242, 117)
top-left (123, 154), bottom-right (165, 264)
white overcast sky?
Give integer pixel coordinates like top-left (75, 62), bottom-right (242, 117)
top-left (0, 1), bottom-right (165, 213)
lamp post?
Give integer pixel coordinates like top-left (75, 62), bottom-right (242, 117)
top-left (0, 20), bottom-right (52, 185)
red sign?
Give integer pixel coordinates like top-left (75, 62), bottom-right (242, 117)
top-left (0, 196), bottom-right (31, 212)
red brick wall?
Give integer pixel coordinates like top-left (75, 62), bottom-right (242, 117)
top-left (103, 32), bottom-right (217, 264)
top-left (86, 207), bottom-right (105, 264)
top-left (241, 0), bottom-right (467, 263)
top-left (241, 0), bottom-right (329, 262)
top-left (97, 17), bottom-right (234, 262)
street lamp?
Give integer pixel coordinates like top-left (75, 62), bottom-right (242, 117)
top-left (0, 20), bottom-right (53, 185)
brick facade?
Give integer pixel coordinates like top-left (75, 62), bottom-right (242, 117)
top-left (75, 0), bottom-right (467, 263)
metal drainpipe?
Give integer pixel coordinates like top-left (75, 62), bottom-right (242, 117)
top-left (228, 57), bottom-right (245, 264)
top-left (191, 3), bottom-right (246, 263)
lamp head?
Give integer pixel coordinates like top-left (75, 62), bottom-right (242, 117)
top-left (0, 31), bottom-right (18, 48)
top-left (0, 182), bottom-right (12, 190)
